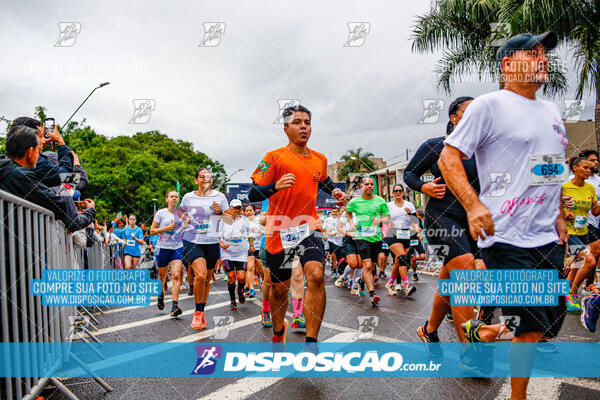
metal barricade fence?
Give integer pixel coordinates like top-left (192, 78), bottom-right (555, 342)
top-left (0, 189), bottom-right (114, 400)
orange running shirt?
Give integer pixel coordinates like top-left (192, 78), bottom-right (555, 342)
top-left (251, 145), bottom-right (328, 253)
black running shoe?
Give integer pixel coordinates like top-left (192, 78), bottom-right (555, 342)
top-left (446, 312), bottom-right (454, 321)
top-left (188, 285), bottom-right (194, 296)
top-left (416, 322), bottom-right (443, 358)
top-left (170, 304), bottom-right (182, 317)
top-left (157, 292), bottom-right (165, 310)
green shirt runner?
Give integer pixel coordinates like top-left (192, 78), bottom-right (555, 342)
top-left (346, 195), bottom-right (390, 242)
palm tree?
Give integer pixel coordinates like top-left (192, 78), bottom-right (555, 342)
top-left (338, 148), bottom-right (377, 182)
top-left (412, 0), bottom-right (600, 149)
top-left (411, 1), bottom-right (567, 95)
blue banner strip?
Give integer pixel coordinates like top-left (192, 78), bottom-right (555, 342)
top-left (1, 342), bottom-right (600, 378)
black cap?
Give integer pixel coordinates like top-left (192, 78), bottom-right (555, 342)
top-left (496, 31), bottom-right (558, 64)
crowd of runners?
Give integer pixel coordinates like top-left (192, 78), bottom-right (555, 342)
top-left (103, 32), bottom-right (600, 400)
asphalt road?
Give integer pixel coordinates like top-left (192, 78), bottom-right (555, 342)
top-left (41, 269), bottom-right (600, 400)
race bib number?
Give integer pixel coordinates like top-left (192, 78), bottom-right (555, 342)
top-left (574, 216), bottom-right (589, 229)
top-left (195, 222), bottom-right (211, 234)
top-left (126, 239), bottom-right (135, 247)
top-left (280, 223), bottom-right (310, 249)
top-left (360, 226), bottom-right (377, 237)
top-left (529, 154), bottom-right (567, 186)
top-left (230, 237), bottom-right (243, 244)
top-left (410, 239), bottom-right (418, 246)
top-left (396, 229), bottom-right (410, 239)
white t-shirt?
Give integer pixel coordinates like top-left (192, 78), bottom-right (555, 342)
top-left (218, 217), bottom-right (250, 262)
top-left (179, 190), bottom-right (230, 244)
top-left (153, 208), bottom-right (184, 250)
top-left (445, 89), bottom-right (567, 248)
top-left (246, 216), bottom-right (263, 242)
top-left (586, 174), bottom-right (600, 228)
top-left (387, 200), bottom-right (416, 230)
top-left (323, 216), bottom-right (343, 246)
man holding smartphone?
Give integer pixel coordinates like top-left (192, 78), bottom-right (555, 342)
top-left (8, 117), bottom-right (74, 187)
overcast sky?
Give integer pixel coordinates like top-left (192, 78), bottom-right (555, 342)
top-left (0, 0), bottom-right (595, 182)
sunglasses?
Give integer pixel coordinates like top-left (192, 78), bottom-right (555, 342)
top-left (393, 190), bottom-right (404, 193)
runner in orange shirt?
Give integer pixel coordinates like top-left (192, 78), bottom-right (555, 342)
top-left (248, 104), bottom-right (344, 345)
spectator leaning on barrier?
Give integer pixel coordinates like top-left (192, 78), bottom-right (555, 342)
top-left (0, 125), bottom-right (96, 232)
top-left (8, 116), bottom-right (75, 187)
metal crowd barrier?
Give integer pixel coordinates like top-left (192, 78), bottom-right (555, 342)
top-left (0, 189), bottom-right (114, 400)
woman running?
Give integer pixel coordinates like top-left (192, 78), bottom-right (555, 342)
top-left (123, 214), bottom-right (145, 269)
top-left (150, 190), bottom-right (185, 317)
top-left (219, 199), bottom-right (253, 310)
top-left (244, 203), bottom-right (264, 298)
top-left (335, 201), bottom-right (362, 296)
top-left (384, 184), bottom-right (417, 297)
top-left (179, 168), bottom-right (230, 330)
top-left (404, 96), bottom-right (478, 355)
top-left (562, 157), bottom-right (600, 311)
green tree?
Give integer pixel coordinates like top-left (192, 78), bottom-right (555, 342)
top-left (338, 148), bottom-right (376, 182)
top-left (75, 129), bottom-right (226, 224)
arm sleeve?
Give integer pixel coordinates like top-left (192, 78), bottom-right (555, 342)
top-left (318, 176), bottom-right (337, 195)
top-left (34, 156), bottom-right (62, 188)
top-left (20, 171), bottom-right (95, 232)
top-left (248, 181), bottom-right (277, 202)
top-left (404, 140), bottom-right (441, 192)
top-left (56, 145), bottom-right (74, 174)
top-left (444, 97), bottom-right (492, 158)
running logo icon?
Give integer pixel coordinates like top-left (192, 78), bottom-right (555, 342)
top-left (488, 172), bottom-right (511, 197)
top-left (191, 345), bottom-right (222, 375)
top-left (418, 100), bottom-right (444, 124)
top-left (427, 245), bottom-right (449, 264)
top-left (563, 100), bottom-right (585, 122)
top-left (55, 22), bottom-right (81, 47)
top-left (496, 315), bottom-right (520, 340)
top-left (355, 316), bottom-right (378, 339)
top-left (211, 316), bottom-right (234, 339)
top-left (199, 22), bottom-right (226, 47)
top-left (344, 22), bottom-right (370, 47)
top-left (129, 99), bottom-right (156, 124)
top-left (274, 99), bottom-right (300, 124)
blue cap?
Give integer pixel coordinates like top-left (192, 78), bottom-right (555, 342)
top-left (72, 190), bottom-right (81, 200)
top-left (496, 32), bottom-right (558, 64)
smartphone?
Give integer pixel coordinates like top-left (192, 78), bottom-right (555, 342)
top-left (44, 118), bottom-right (55, 139)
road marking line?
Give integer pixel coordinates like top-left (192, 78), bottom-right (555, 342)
top-left (94, 300), bottom-right (231, 335)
